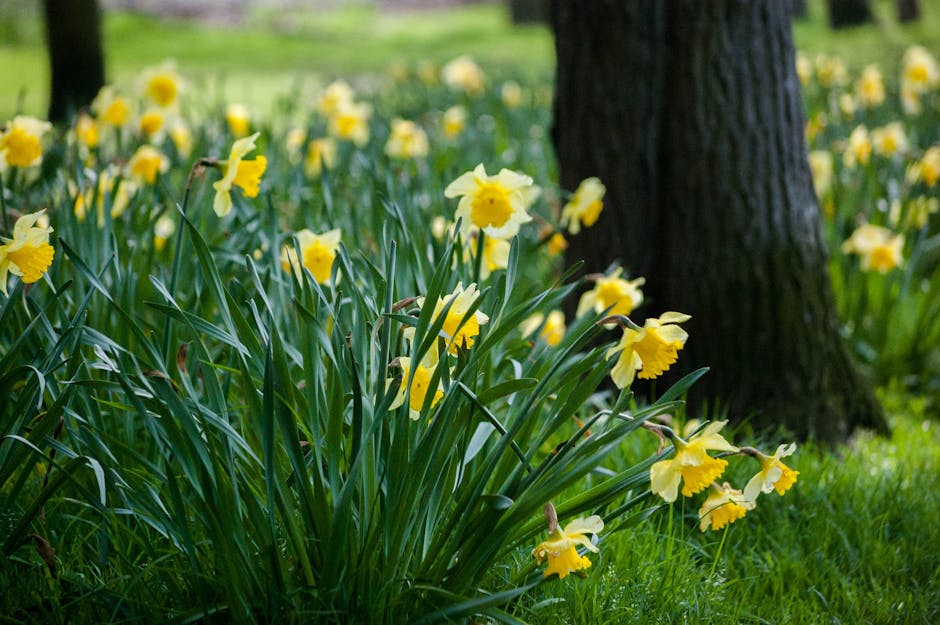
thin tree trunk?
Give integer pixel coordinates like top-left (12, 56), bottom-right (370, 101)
top-left (43, 0), bottom-right (105, 122)
top-left (897, 0), bottom-right (920, 22)
top-left (827, 0), bottom-right (872, 29)
top-left (552, 0), bottom-right (886, 442)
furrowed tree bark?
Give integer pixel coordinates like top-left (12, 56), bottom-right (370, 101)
top-left (43, 0), bottom-right (105, 123)
top-left (827, 0), bottom-right (872, 28)
top-left (897, 0), bottom-right (920, 22)
top-left (552, 0), bottom-right (886, 442)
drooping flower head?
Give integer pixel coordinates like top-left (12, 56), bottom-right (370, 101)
top-left (520, 310), bottom-right (566, 347)
top-left (699, 483), bottom-right (755, 532)
top-left (280, 228), bottom-right (341, 285)
top-left (212, 132), bottom-right (267, 217)
top-left (0, 210), bottom-right (55, 295)
top-left (577, 267), bottom-right (644, 318)
top-left (908, 146), bottom-right (940, 188)
top-left (169, 119), bottom-right (193, 158)
top-left (305, 137), bottom-right (337, 178)
top-left (385, 118), bottom-right (429, 160)
top-left (606, 311), bottom-right (688, 389)
top-left (140, 60), bottom-right (183, 109)
top-left (650, 420), bottom-right (739, 503)
top-left (441, 55), bottom-right (485, 96)
top-left (842, 223), bottom-right (904, 273)
top-left (444, 164), bottom-right (539, 239)
top-left (560, 177), bottom-right (606, 235)
top-left (329, 101), bottom-right (372, 147)
top-left (743, 443), bottom-right (799, 502)
top-left (389, 351), bottom-right (445, 420)
top-left (0, 116), bottom-right (52, 169)
top-left (532, 515), bottom-right (603, 580)
top-left (416, 283), bottom-right (489, 355)
top-left (127, 145), bottom-right (169, 185)
top-left (464, 229), bottom-right (510, 280)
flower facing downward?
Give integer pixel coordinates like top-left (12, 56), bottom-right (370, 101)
top-left (280, 228), bottom-right (341, 284)
top-left (213, 132), bottom-right (267, 217)
top-left (444, 164), bottom-right (539, 239)
top-left (464, 230), bottom-right (510, 279)
top-left (305, 137), bottom-right (337, 178)
top-left (389, 352), bottom-right (445, 420)
top-left (0, 116), bottom-right (52, 168)
top-left (699, 483), bottom-right (755, 532)
top-left (560, 177), bottom-right (606, 234)
top-left (0, 210), bottom-right (55, 295)
top-left (532, 515), bottom-right (604, 580)
top-left (520, 310), bottom-right (566, 347)
top-left (606, 311), bottom-right (689, 389)
top-left (650, 421), bottom-right (739, 503)
top-left (744, 443), bottom-right (799, 501)
top-left (577, 267), bottom-right (644, 318)
top-left (127, 145), bottom-right (169, 185)
top-left (385, 118), bottom-right (429, 160)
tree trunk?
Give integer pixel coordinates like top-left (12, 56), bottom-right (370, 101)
top-left (897, 0), bottom-right (920, 22)
top-left (508, 0), bottom-right (549, 24)
top-left (791, 0), bottom-right (807, 19)
top-left (827, 0), bottom-right (872, 29)
top-left (43, 0), bottom-right (105, 123)
top-left (552, 0), bottom-right (886, 442)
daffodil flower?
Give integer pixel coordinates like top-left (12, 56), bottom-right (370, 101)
top-left (329, 102), bottom-right (372, 147)
top-left (743, 443), bottom-right (799, 501)
top-left (650, 420), bottom-right (739, 503)
top-left (606, 311), bottom-right (689, 389)
top-left (385, 118), bottom-right (429, 160)
top-left (127, 145), bottom-right (169, 185)
top-left (441, 55), bottom-right (485, 95)
top-left (280, 228), bottom-right (341, 284)
top-left (577, 267), bottom-right (644, 318)
top-left (0, 116), bottom-right (52, 169)
top-left (0, 210), bottom-right (55, 295)
top-left (92, 86), bottom-right (133, 128)
top-left (389, 351), bottom-right (445, 420)
top-left (464, 230), bottom-right (510, 280)
top-left (520, 310), bottom-right (566, 347)
top-left (444, 164), bottom-right (539, 239)
top-left (305, 137), bottom-right (337, 178)
top-left (140, 60), bottom-right (183, 109)
top-left (560, 177), bottom-right (605, 235)
top-left (699, 483), bottom-right (755, 532)
top-left (213, 132), bottom-right (267, 217)
top-left (532, 515), bottom-right (603, 579)
top-left (407, 283), bottom-right (489, 355)
top-left (442, 105), bottom-right (467, 138)
top-left (316, 80), bottom-right (355, 117)
top-left (842, 223), bottom-right (904, 273)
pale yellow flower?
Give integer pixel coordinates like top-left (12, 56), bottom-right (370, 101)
top-left (138, 109), bottom-right (165, 140)
top-left (280, 228), bottom-right (341, 284)
top-left (838, 93), bottom-right (857, 119)
top-left (532, 516), bottom-right (603, 579)
top-left (815, 54), bottom-right (848, 88)
top-left (520, 310), bottom-right (566, 347)
top-left (577, 268), bottom-right (644, 318)
top-left (154, 215), bottom-right (176, 252)
top-left (385, 118), bottom-right (429, 160)
top-left (871, 122), bottom-right (908, 158)
top-left (901, 86), bottom-right (922, 116)
top-left (285, 127), bottom-right (306, 162)
top-left (0, 210), bottom-right (55, 295)
top-left (442, 105), bottom-right (467, 139)
top-left (169, 119), bottom-right (192, 158)
top-left (501, 81), bottom-right (523, 109)
top-left (843, 125), bottom-right (871, 169)
top-left (140, 60), bottom-right (183, 109)
top-left (744, 443), bottom-right (799, 502)
top-left (92, 86), bottom-right (133, 128)
top-left (808, 150), bottom-right (833, 198)
top-left (316, 80), bottom-right (355, 118)
top-left (901, 45), bottom-right (939, 93)
top-left (607, 311), bottom-right (689, 389)
top-left (389, 352), bottom-right (444, 420)
top-left (905, 195), bottom-right (939, 229)
top-left (842, 223), bottom-right (905, 273)
top-left (699, 483), bottom-right (755, 532)
top-left (305, 137), bottom-right (337, 178)
top-left (444, 164), bottom-right (539, 239)
top-left (0, 116), bottom-right (52, 169)
top-left (212, 132), bottom-right (267, 217)
top-left (908, 146), bottom-right (940, 187)
top-left (329, 101), bottom-right (372, 147)
top-left (74, 112), bottom-right (99, 149)
top-left (560, 177), bottom-right (605, 235)
top-left (795, 52), bottom-right (811, 86)
top-left (127, 145), bottom-right (169, 185)
top-left (465, 230), bottom-right (510, 280)
top-left (442, 55), bottom-right (485, 95)
top-left (73, 168), bottom-right (137, 225)
top-left (410, 283), bottom-right (490, 355)
top-left (546, 232), bottom-right (567, 256)
top-left (856, 65), bottom-right (885, 108)
top-left (226, 103), bottom-right (251, 138)
top-left (650, 420), bottom-right (738, 503)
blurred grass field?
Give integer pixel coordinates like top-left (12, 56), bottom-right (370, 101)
top-left (3, 0), bottom-right (940, 121)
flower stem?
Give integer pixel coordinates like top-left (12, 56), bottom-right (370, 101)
top-left (709, 525), bottom-right (730, 578)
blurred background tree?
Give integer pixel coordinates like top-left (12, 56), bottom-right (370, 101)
top-left (551, 0), bottom-right (886, 442)
top-left (43, 0), bottom-right (104, 122)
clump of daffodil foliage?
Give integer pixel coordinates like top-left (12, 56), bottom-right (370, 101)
top-left (7, 44), bottom-right (940, 623)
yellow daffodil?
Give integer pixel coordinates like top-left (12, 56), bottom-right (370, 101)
top-left (547, 232), bottom-right (567, 256)
top-left (838, 93), bottom-right (857, 119)
top-left (577, 268), bottom-right (644, 318)
top-left (465, 230), bottom-right (510, 279)
top-left (169, 119), bottom-right (192, 158)
top-left (285, 127), bottom-right (306, 162)
top-left (905, 195), bottom-right (938, 229)
top-left (809, 150), bottom-right (833, 198)
top-left (316, 80), bottom-right (355, 118)
top-left (225, 103), bottom-right (251, 137)
top-left (743, 443), bottom-right (799, 502)
top-left (280, 228), bottom-right (341, 284)
top-left (908, 146), bottom-right (940, 187)
top-left (73, 168), bottom-right (137, 225)
top-left (815, 54), bottom-right (848, 88)
top-left (385, 118), bottom-right (429, 160)
top-left (138, 109), bottom-right (165, 139)
top-left (154, 215), bottom-right (176, 252)
top-left (74, 112), bottom-right (99, 149)
top-left (607, 311), bottom-right (689, 389)
top-left (441, 55), bottom-right (485, 95)
top-left (0, 210), bottom-right (55, 295)
top-left (520, 310), bottom-right (566, 347)
top-left (212, 132), bottom-right (267, 217)
top-left (92, 86), bottom-right (133, 128)
top-left (795, 52), bottom-right (811, 86)
top-left (412, 283), bottom-right (489, 354)
top-left (532, 515), bottom-right (603, 580)
top-left (843, 125), bottom-right (871, 169)
top-left (305, 137), bottom-right (337, 178)
top-left (699, 483), bottom-right (755, 532)
top-left (561, 177), bottom-right (605, 235)
top-left (901, 45), bottom-right (938, 93)
top-left (0, 116), bottom-right (52, 169)
top-left (805, 111), bottom-right (827, 144)
top-left (842, 224), bottom-right (904, 273)
top-left (140, 60), bottom-right (183, 109)
top-left (431, 216), bottom-right (453, 241)
top-left (444, 164), bottom-right (539, 239)
top-left (442, 105), bottom-right (467, 138)
top-left (329, 101), bottom-right (372, 147)
top-left (650, 420), bottom-right (738, 503)
top-left (855, 65), bottom-right (885, 108)
top-left (901, 86), bottom-right (922, 116)
top-left (127, 145), bottom-right (169, 185)
top-left (872, 122), bottom-right (908, 158)
top-left (389, 352), bottom-right (444, 420)
top-left (501, 81), bottom-right (523, 109)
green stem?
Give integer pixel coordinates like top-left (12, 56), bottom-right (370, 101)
top-left (161, 176), bottom-right (196, 364)
top-left (709, 525), bottom-right (730, 578)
